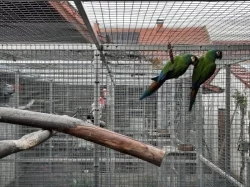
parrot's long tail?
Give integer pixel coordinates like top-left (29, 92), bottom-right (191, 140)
top-left (189, 88), bottom-right (199, 111)
top-left (140, 81), bottom-right (163, 100)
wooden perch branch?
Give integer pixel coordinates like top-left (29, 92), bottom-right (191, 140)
top-left (0, 130), bottom-right (53, 159)
top-left (0, 107), bottom-right (165, 166)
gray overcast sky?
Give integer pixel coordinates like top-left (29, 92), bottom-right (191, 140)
top-left (70, 1), bottom-right (250, 41)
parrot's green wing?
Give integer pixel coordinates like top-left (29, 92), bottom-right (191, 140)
top-left (192, 56), bottom-right (205, 84)
top-left (157, 56), bottom-right (182, 82)
top-left (192, 58), bottom-right (216, 88)
top-left (198, 63), bottom-right (216, 85)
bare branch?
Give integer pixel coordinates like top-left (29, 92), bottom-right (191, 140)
top-left (0, 130), bottom-right (53, 159)
top-left (17, 99), bottom-right (35, 110)
top-left (0, 107), bottom-right (165, 166)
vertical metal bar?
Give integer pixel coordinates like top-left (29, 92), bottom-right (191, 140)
top-left (196, 94), bottom-right (203, 187)
top-left (94, 50), bottom-right (100, 187)
top-left (14, 70), bottom-right (19, 187)
top-left (225, 65), bottom-right (231, 175)
top-left (49, 80), bottom-right (53, 172)
top-left (49, 80), bottom-right (53, 114)
top-left (66, 84), bottom-right (69, 112)
top-left (247, 157), bottom-right (250, 187)
top-left (170, 80), bottom-right (177, 187)
top-left (14, 71), bottom-right (19, 109)
top-left (107, 81), bottom-right (115, 187)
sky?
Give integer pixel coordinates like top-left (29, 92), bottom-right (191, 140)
top-left (70, 1), bottom-right (250, 42)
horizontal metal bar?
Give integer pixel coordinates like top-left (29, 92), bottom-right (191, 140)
top-left (0, 70), bottom-right (158, 76)
top-left (9, 158), bottom-right (146, 163)
top-left (0, 60), bottom-right (154, 65)
top-left (4, 158), bottom-right (195, 164)
top-left (0, 43), bottom-right (97, 50)
top-left (103, 44), bottom-right (250, 51)
top-left (199, 155), bottom-right (244, 187)
top-left (0, 60), bottom-right (94, 64)
top-left (0, 59), bottom-right (247, 66)
top-left (28, 79), bottom-right (158, 85)
top-left (0, 43), bottom-right (250, 52)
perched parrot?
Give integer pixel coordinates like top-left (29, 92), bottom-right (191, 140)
top-left (140, 54), bottom-right (199, 100)
top-left (189, 49), bottom-right (223, 111)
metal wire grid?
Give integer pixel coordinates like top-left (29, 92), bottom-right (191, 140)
top-left (83, 1), bottom-right (250, 44)
top-left (0, 46), bottom-right (250, 187)
top-left (0, 1), bottom-right (92, 43)
top-left (0, 1), bottom-right (250, 187)
top-left (0, 47), bottom-right (100, 187)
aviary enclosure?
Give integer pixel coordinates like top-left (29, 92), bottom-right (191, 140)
top-left (0, 1), bottom-right (250, 187)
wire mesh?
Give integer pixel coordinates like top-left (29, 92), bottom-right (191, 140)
top-left (0, 1), bottom-right (250, 187)
top-left (83, 1), bottom-right (250, 44)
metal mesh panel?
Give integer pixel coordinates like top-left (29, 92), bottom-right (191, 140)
top-left (1, 45), bottom-right (250, 187)
top-left (0, 46), bottom-right (99, 186)
top-left (1, 1), bottom-right (250, 187)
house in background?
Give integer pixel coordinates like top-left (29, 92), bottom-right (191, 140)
top-left (202, 62), bottom-right (250, 180)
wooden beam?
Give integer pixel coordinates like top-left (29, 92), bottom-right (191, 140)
top-left (0, 107), bottom-right (165, 167)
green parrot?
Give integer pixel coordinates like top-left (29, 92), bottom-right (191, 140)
top-left (189, 49), bottom-right (223, 111)
top-left (140, 54), bottom-right (199, 100)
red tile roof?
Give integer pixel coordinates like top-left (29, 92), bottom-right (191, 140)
top-left (202, 64), bottom-right (250, 94)
top-left (98, 25), bottom-right (211, 45)
top-left (202, 69), bottom-right (224, 93)
top-left (231, 64), bottom-right (250, 88)
top-left (50, 1), bottom-right (93, 43)
top-left (98, 25), bottom-right (211, 68)
top-left (202, 84), bottom-right (224, 94)
top-left (139, 26), bottom-right (211, 45)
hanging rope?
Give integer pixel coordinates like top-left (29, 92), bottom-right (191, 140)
top-left (168, 43), bottom-right (174, 63)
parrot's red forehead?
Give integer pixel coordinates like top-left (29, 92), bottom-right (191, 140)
top-left (12, 84), bottom-right (22, 91)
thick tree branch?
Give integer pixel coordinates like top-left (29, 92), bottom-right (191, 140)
top-left (0, 130), bottom-right (54, 159)
top-left (0, 107), bottom-right (165, 167)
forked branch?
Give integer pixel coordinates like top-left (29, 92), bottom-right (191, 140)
top-left (0, 107), bottom-right (165, 167)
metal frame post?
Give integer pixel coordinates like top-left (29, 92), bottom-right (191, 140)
top-left (196, 93), bottom-right (203, 187)
top-left (107, 79), bottom-right (115, 187)
top-left (247, 157), bottom-right (250, 187)
top-left (225, 65), bottom-right (231, 175)
top-left (14, 70), bottom-right (20, 187)
top-left (14, 71), bottom-right (20, 109)
top-left (94, 50), bottom-right (100, 187)
top-left (170, 79), bottom-right (177, 187)
top-left (49, 80), bottom-right (53, 172)
top-left (49, 80), bottom-right (53, 114)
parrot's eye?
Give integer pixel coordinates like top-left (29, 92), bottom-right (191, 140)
top-left (191, 56), bottom-right (195, 62)
top-left (216, 51), bottom-right (221, 56)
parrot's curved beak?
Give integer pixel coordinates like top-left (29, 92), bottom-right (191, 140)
top-left (192, 56), bottom-right (199, 66)
top-left (217, 51), bottom-right (223, 60)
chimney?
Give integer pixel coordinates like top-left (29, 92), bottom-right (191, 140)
top-left (156, 19), bottom-right (164, 32)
